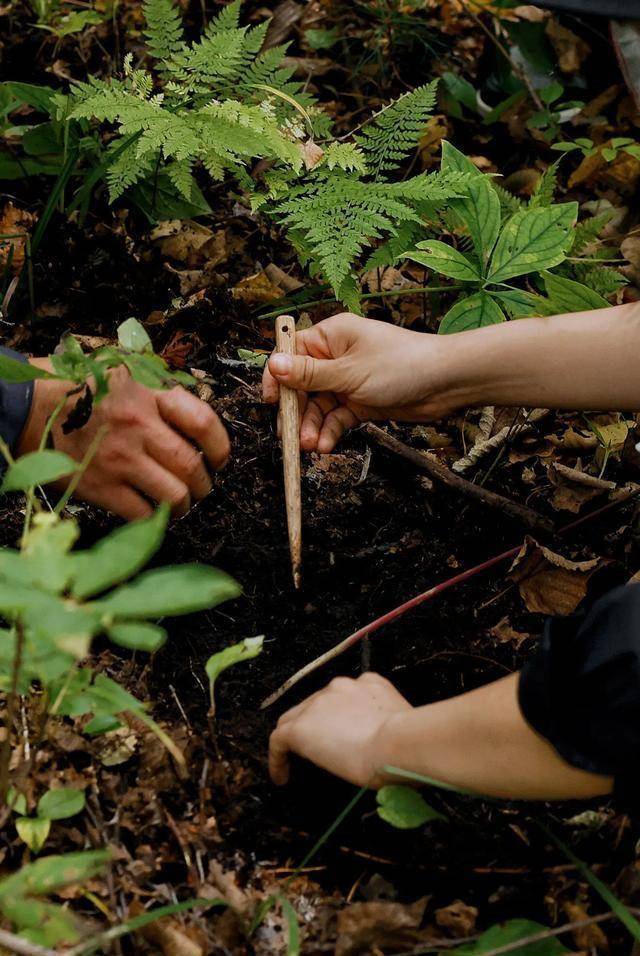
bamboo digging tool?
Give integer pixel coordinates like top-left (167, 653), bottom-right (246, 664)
top-left (275, 315), bottom-right (302, 589)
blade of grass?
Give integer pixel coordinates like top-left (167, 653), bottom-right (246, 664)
top-left (537, 819), bottom-right (640, 941)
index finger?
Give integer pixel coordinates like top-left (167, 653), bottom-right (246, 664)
top-left (269, 724), bottom-right (293, 785)
top-left (156, 388), bottom-right (231, 471)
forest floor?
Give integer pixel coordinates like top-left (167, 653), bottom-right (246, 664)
top-left (2, 0), bottom-right (640, 953)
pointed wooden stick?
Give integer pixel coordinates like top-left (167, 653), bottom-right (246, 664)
top-left (275, 315), bottom-right (302, 589)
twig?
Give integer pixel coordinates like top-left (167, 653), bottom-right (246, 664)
top-left (365, 423), bottom-right (553, 533)
top-left (400, 909), bottom-right (632, 956)
top-left (453, 409), bottom-right (549, 473)
top-left (0, 929), bottom-right (56, 956)
top-left (550, 462), bottom-right (619, 491)
top-left (261, 482), bottom-right (640, 709)
top-left (276, 315), bottom-right (302, 588)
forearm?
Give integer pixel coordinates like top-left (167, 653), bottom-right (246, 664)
top-left (373, 673), bottom-right (612, 800)
top-left (438, 302), bottom-right (640, 413)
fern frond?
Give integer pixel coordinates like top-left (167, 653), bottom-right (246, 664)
top-left (274, 175), bottom-right (420, 293)
top-left (165, 158), bottom-right (196, 198)
top-left (571, 211), bottom-right (614, 255)
top-left (356, 81), bottom-right (438, 177)
top-left (106, 140), bottom-right (155, 201)
top-left (529, 160), bottom-right (559, 208)
top-left (323, 142), bottom-right (367, 173)
top-left (364, 220), bottom-right (430, 269)
top-left (492, 183), bottom-right (523, 216)
top-left (197, 100), bottom-right (302, 167)
top-left (390, 170), bottom-right (470, 203)
top-left (143, 0), bottom-right (185, 65)
top-left (571, 263), bottom-right (627, 297)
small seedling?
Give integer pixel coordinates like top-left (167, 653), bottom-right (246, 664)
top-left (376, 784), bottom-right (444, 829)
top-left (205, 636), bottom-right (264, 718)
top-left (10, 787), bottom-right (85, 854)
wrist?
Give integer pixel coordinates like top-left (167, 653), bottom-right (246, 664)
top-left (368, 709), bottom-right (412, 786)
top-left (17, 358), bottom-right (70, 456)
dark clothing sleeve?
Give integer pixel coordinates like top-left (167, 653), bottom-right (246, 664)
top-left (0, 348), bottom-right (34, 458)
top-left (519, 584), bottom-right (640, 804)
top-left (533, 0), bottom-right (640, 17)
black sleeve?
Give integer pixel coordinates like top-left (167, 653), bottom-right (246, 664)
top-left (519, 584), bottom-right (640, 804)
top-left (0, 347), bottom-right (35, 459)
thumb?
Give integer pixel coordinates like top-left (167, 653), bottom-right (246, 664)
top-left (268, 352), bottom-right (346, 393)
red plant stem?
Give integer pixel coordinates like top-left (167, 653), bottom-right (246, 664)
top-left (261, 487), bottom-right (640, 709)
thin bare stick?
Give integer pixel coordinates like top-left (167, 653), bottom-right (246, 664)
top-left (261, 545), bottom-right (520, 708)
top-left (276, 315), bottom-right (302, 589)
top-left (0, 928), bottom-right (56, 956)
top-left (261, 485), bottom-right (640, 709)
top-left (365, 424), bottom-right (553, 534)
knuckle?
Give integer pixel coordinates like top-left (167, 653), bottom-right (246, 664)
top-left (192, 404), bottom-right (215, 436)
top-left (167, 487), bottom-right (189, 509)
top-left (300, 356), bottom-right (316, 389)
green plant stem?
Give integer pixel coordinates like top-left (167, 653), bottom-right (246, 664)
top-left (257, 284), bottom-right (463, 320)
top-left (0, 622), bottom-right (25, 804)
top-left (66, 899), bottom-right (227, 956)
top-left (54, 423), bottom-right (107, 516)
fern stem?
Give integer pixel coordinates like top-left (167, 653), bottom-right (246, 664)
top-left (257, 284), bottom-right (463, 320)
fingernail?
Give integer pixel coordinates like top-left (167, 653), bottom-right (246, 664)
top-left (270, 354), bottom-right (292, 376)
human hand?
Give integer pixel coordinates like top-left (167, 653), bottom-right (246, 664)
top-left (268, 673), bottom-right (412, 788)
top-left (262, 313), bottom-right (453, 452)
top-left (18, 361), bottom-right (230, 521)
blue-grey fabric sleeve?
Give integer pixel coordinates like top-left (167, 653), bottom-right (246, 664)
top-left (0, 347), bottom-right (35, 454)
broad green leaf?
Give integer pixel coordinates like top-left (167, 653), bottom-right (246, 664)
top-left (1, 450), bottom-right (78, 493)
top-left (37, 788), bottom-right (85, 821)
top-left (7, 788), bottom-right (28, 816)
top-left (376, 785), bottom-right (443, 829)
top-left (0, 82), bottom-right (55, 113)
top-left (84, 714), bottom-right (123, 735)
top-left (206, 636), bottom-right (264, 709)
top-left (0, 355), bottom-right (55, 384)
top-left (441, 145), bottom-right (500, 265)
top-left (491, 289), bottom-right (550, 319)
top-left (456, 919), bottom-right (569, 956)
top-left (0, 850), bottom-right (109, 897)
top-left (439, 292), bottom-right (505, 334)
top-left (541, 271), bottom-right (609, 312)
top-left (95, 565), bottom-right (241, 620)
top-left (117, 317), bottom-right (152, 353)
top-left (16, 817), bottom-right (51, 854)
top-left (488, 203), bottom-right (577, 283)
top-left (406, 240), bottom-right (481, 282)
top-left (0, 895), bottom-right (80, 947)
top-left (107, 621), bottom-right (167, 653)
top-left (71, 505), bottom-right (169, 599)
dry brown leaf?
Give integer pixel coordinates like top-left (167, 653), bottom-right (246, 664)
top-left (232, 270), bottom-right (285, 305)
top-left (434, 900), bottom-right (478, 937)
top-left (488, 616), bottom-right (531, 648)
top-left (563, 902), bottom-right (609, 952)
top-left (508, 536), bottom-right (609, 615)
top-left (546, 18), bottom-right (590, 73)
top-left (301, 139), bottom-right (324, 170)
top-left (568, 150), bottom-right (606, 188)
top-left (129, 900), bottom-right (204, 956)
top-left (547, 426), bottom-right (597, 453)
top-left (151, 221), bottom-right (227, 268)
top-left (419, 114), bottom-right (450, 168)
top-left (0, 203), bottom-right (37, 275)
top-left (336, 898), bottom-right (428, 956)
top-left (621, 235), bottom-right (640, 282)
top-left (263, 262), bottom-right (304, 293)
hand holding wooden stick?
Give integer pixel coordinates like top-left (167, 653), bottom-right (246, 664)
top-left (275, 315), bottom-right (302, 589)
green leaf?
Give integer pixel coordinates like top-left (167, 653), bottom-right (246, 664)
top-left (1, 451), bottom-right (79, 493)
top-left (376, 785), bottom-right (443, 829)
top-left (7, 788), bottom-right (28, 816)
top-left (0, 356), bottom-right (55, 384)
top-left (0, 82), bottom-right (55, 114)
top-left (95, 565), bottom-right (241, 619)
top-left (488, 203), bottom-right (577, 283)
top-left (280, 894), bottom-right (301, 956)
top-left (456, 919), bottom-right (569, 956)
top-left (439, 291), bottom-right (505, 334)
top-left (84, 714), bottom-right (123, 735)
top-left (541, 271), bottom-right (609, 311)
top-left (206, 636), bottom-right (264, 709)
top-left (71, 504), bottom-right (169, 599)
top-left (37, 788), bottom-right (85, 821)
top-left (491, 289), bottom-right (550, 318)
top-left (406, 241), bottom-right (481, 282)
top-left (118, 317), bottom-right (152, 353)
top-left (16, 817), bottom-right (51, 854)
top-left (0, 850), bottom-right (109, 897)
top-left (441, 143), bottom-right (501, 265)
top-left (107, 621), bottom-right (167, 653)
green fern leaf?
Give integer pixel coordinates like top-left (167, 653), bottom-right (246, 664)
top-left (529, 160), bottom-right (559, 208)
top-left (356, 81), bottom-right (438, 176)
top-left (143, 0), bottom-right (185, 64)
